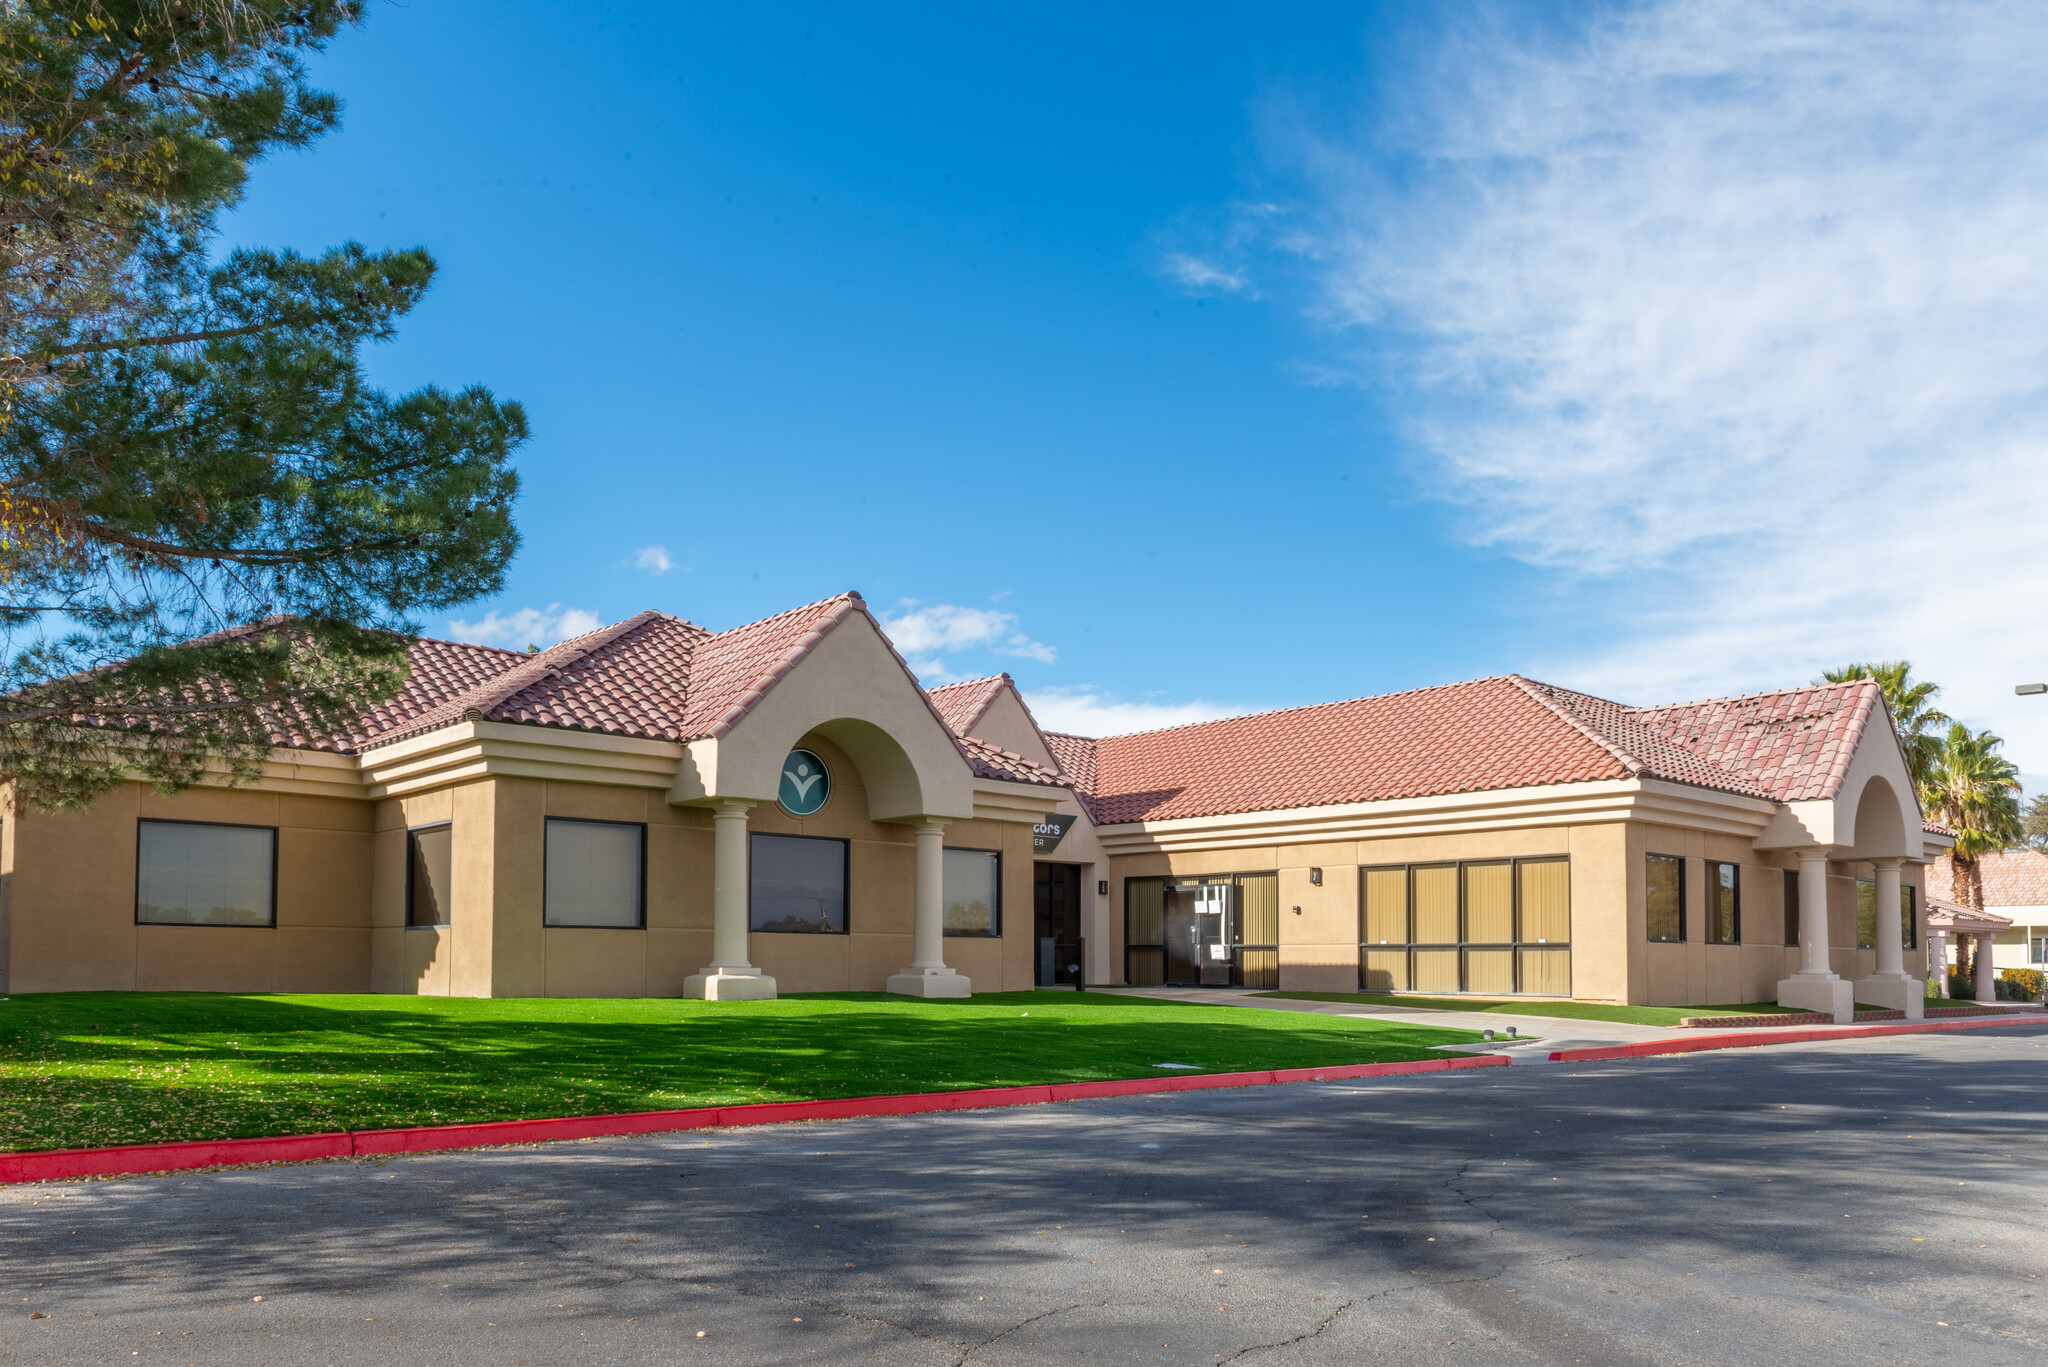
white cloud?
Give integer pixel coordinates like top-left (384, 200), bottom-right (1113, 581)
top-left (445, 603), bottom-right (603, 650)
top-left (633, 545), bottom-right (674, 575)
top-left (1022, 687), bottom-right (1250, 738)
top-left (878, 602), bottom-right (1056, 673)
top-left (1163, 252), bottom-right (1251, 295)
top-left (1266, 0), bottom-right (2048, 761)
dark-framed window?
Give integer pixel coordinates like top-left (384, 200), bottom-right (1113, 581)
top-left (1783, 868), bottom-right (1800, 946)
top-left (135, 819), bottom-right (276, 927)
top-left (1646, 853), bottom-right (1685, 942)
top-left (1357, 857), bottom-right (1570, 996)
top-left (750, 832), bottom-right (847, 933)
top-left (407, 823), bottom-right (453, 928)
top-left (1124, 876), bottom-right (1165, 985)
top-left (1854, 878), bottom-right (1877, 949)
top-left (1901, 884), bottom-right (1918, 950)
top-left (1704, 860), bottom-right (1740, 944)
top-left (543, 817), bottom-right (646, 928)
top-left (943, 846), bottom-right (1001, 937)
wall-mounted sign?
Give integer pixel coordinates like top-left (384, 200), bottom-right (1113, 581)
top-left (1032, 814), bottom-right (1073, 854)
top-left (778, 749), bottom-right (831, 816)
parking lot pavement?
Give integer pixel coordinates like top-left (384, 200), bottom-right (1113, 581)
top-left (3, 1026), bottom-right (2044, 1366)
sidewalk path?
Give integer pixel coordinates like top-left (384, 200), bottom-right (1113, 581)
top-left (1106, 985), bottom-right (1801, 1060)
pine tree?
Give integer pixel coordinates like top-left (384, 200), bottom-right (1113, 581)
top-left (0, 2), bottom-right (523, 810)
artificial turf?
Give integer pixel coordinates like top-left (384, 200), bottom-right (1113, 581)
top-left (0, 990), bottom-right (1484, 1153)
top-left (1249, 992), bottom-right (1816, 1027)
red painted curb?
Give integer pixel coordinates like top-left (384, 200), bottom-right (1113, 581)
top-left (0, 1053), bottom-right (1508, 1185)
top-left (0, 1132), bottom-right (352, 1185)
top-left (1549, 1013), bottom-right (2048, 1063)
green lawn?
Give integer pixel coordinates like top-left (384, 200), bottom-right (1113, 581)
top-left (1250, 992), bottom-right (1815, 1027)
top-left (0, 991), bottom-right (1484, 1153)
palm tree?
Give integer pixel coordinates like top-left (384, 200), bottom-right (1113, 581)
top-left (1820, 661), bottom-right (1950, 793)
top-left (1921, 722), bottom-right (2023, 981)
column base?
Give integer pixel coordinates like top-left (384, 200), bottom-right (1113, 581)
top-left (886, 967), bottom-right (971, 999)
top-left (683, 968), bottom-right (778, 1002)
top-left (1777, 975), bottom-right (1853, 1024)
top-left (1854, 974), bottom-right (1924, 1018)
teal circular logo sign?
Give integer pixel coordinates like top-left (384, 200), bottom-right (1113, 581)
top-left (778, 749), bottom-right (831, 816)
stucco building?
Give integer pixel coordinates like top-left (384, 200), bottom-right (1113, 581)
top-left (0, 592), bottom-right (1952, 1019)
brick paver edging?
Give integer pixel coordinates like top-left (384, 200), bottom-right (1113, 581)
top-left (0, 1053), bottom-right (1508, 1186)
top-left (1550, 1012), bottom-right (2048, 1063)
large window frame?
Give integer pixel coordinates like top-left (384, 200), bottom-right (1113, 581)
top-left (942, 846), bottom-right (1002, 938)
top-left (1783, 868), bottom-right (1800, 946)
top-left (406, 822), bottom-right (453, 928)
top-left (1647, 853), bottom-right (1686, 943)
top-left (542, 816), bottom-right (647, 929)
top-left (1121, 872), bottom-right (1278, 987)
top-left (1356, 857), bottom-right (1570, 996)
top-left (1704, 860), bottom-right (1740, 944)
top-left (749, 831), bottom-right (850, 935)
top-left (134, 818), bottom-right (278, 928)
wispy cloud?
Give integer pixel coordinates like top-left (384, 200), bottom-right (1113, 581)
top-left (633, 545), bottom-right (674, 575)
top-left (879, 602), bottom-right (1056, 678)
top-left (1023, 686), bottom-right (1249, 738)
top-left (446, 604), bottom-right (603, 650)
top-left (1163, 252), bottom-right (1251, 295)
top-left (1259, 0), bottom-right (2048, 758)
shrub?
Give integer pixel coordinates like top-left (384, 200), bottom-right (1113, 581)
top-left (2000, 968), bottom-right (2045, 1001)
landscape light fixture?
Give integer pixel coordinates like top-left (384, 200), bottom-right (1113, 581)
top-left (2018, 683), bottom-right (2048, 696)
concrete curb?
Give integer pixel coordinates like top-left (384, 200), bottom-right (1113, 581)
top-left (1549, 1012), bottom-right (2048, 1063)
top-left (0, 1053), bottom-right (1508, 1185)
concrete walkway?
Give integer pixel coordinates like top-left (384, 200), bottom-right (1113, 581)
top-left (1096, 985), bottom-right (1774, 1061)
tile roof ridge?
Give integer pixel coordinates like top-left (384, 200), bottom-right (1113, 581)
top-left (360, 611), bottom-right (677, 750)
top-left (925, 673), bottom-right (1013, 735)
top-left (1625, 676), bottom-right (1893, 802)
top-left (1505, 675), bottom-right (1649, 779)
top-left (1089, 674), bottom-right (1522, 743)
top-left (695, 594), bottom-right (865, 740)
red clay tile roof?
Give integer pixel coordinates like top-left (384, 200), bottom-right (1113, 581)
top-left (927, 675), bottom-right (1012, 736)
top-left (1043, 731), bottom-right (1098, 797)
top-left (1926, 850), bottom-right (2048, 908)
top-left (1057, 674), bottom-right (1900, 825)
top-left (957, 734), bottom-right (1066, 788)
top-left (1617, 680), bottom-right (1889, 803)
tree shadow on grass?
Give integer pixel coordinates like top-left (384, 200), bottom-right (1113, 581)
top-left (0, 991), bottom-right (1484, 1149)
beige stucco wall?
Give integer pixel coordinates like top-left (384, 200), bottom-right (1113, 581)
top-left (1100, 816), bottom-right (1929, 1007)
top-left (1, 781), bottom-right (374, 995)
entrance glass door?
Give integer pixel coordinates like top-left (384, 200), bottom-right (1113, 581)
top-left (1165, 882), bottom-right (1236, 986)
top-left (1034, 862), bottom-right (1084, 986)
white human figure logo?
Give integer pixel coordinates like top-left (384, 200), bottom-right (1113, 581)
top-left (784, 760), bottom-right (823, 803)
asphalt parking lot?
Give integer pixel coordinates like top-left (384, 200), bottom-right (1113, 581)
top-left (3, 1025), bottom-right (2044, 1366)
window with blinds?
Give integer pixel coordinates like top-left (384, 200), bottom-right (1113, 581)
top-left (543, 818), bottom-right (645, 928)
top-left (135, 820), bottom-right (275, 926)
top-left (1357, 858), bottom-right (1570, 995)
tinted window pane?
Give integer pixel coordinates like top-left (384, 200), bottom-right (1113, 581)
top-left (1412, 866), bottom-right (1459, 943)
top-left (1706, 861), bottom-right (1739, 944)
top-left (136, 821), bottom-right (273, 926)
top-left (1125, 877), bottom-right (1164, 947)
top-left (544, 819), bottom-right (643, 927)
top-left (1855, 878), bottom-right (1877, 949)
top-left (1647, 854), bottom-right (1684, 942)
top-left (1901, 885), bottom-right (1917, 950)
top-left (942, 848), bottom-right (999, 937)
top-left (1783, 869), bottom-right (1800, 945)
top-left (1518, 859), bottom-right (1570, 943)
top-left (408, 825), bottom-right (453, 927)
top-left (1464, 862), bottom-right (1513, 943)
top-left (750, 833), bottom-right (846, 933)
top-left (1362, 867), bottom-right (1407, 944)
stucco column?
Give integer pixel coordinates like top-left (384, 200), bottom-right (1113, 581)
top-left (888, 818), bottom-right (970, 998)
top-left (1855, 858), bottom-right (1921, 1017)
top-left (1778, 849), bottom-right (1852, 1023)
top-left (683, 800), bottom-right (777, 1001)
top-left (1928, 929), bottom-right (1949, 997)
top-left (1975, 932), bottom-right (1998, 1004)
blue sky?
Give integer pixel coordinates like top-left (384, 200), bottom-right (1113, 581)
top-left (225, 1), bottom-right (2048, 762)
